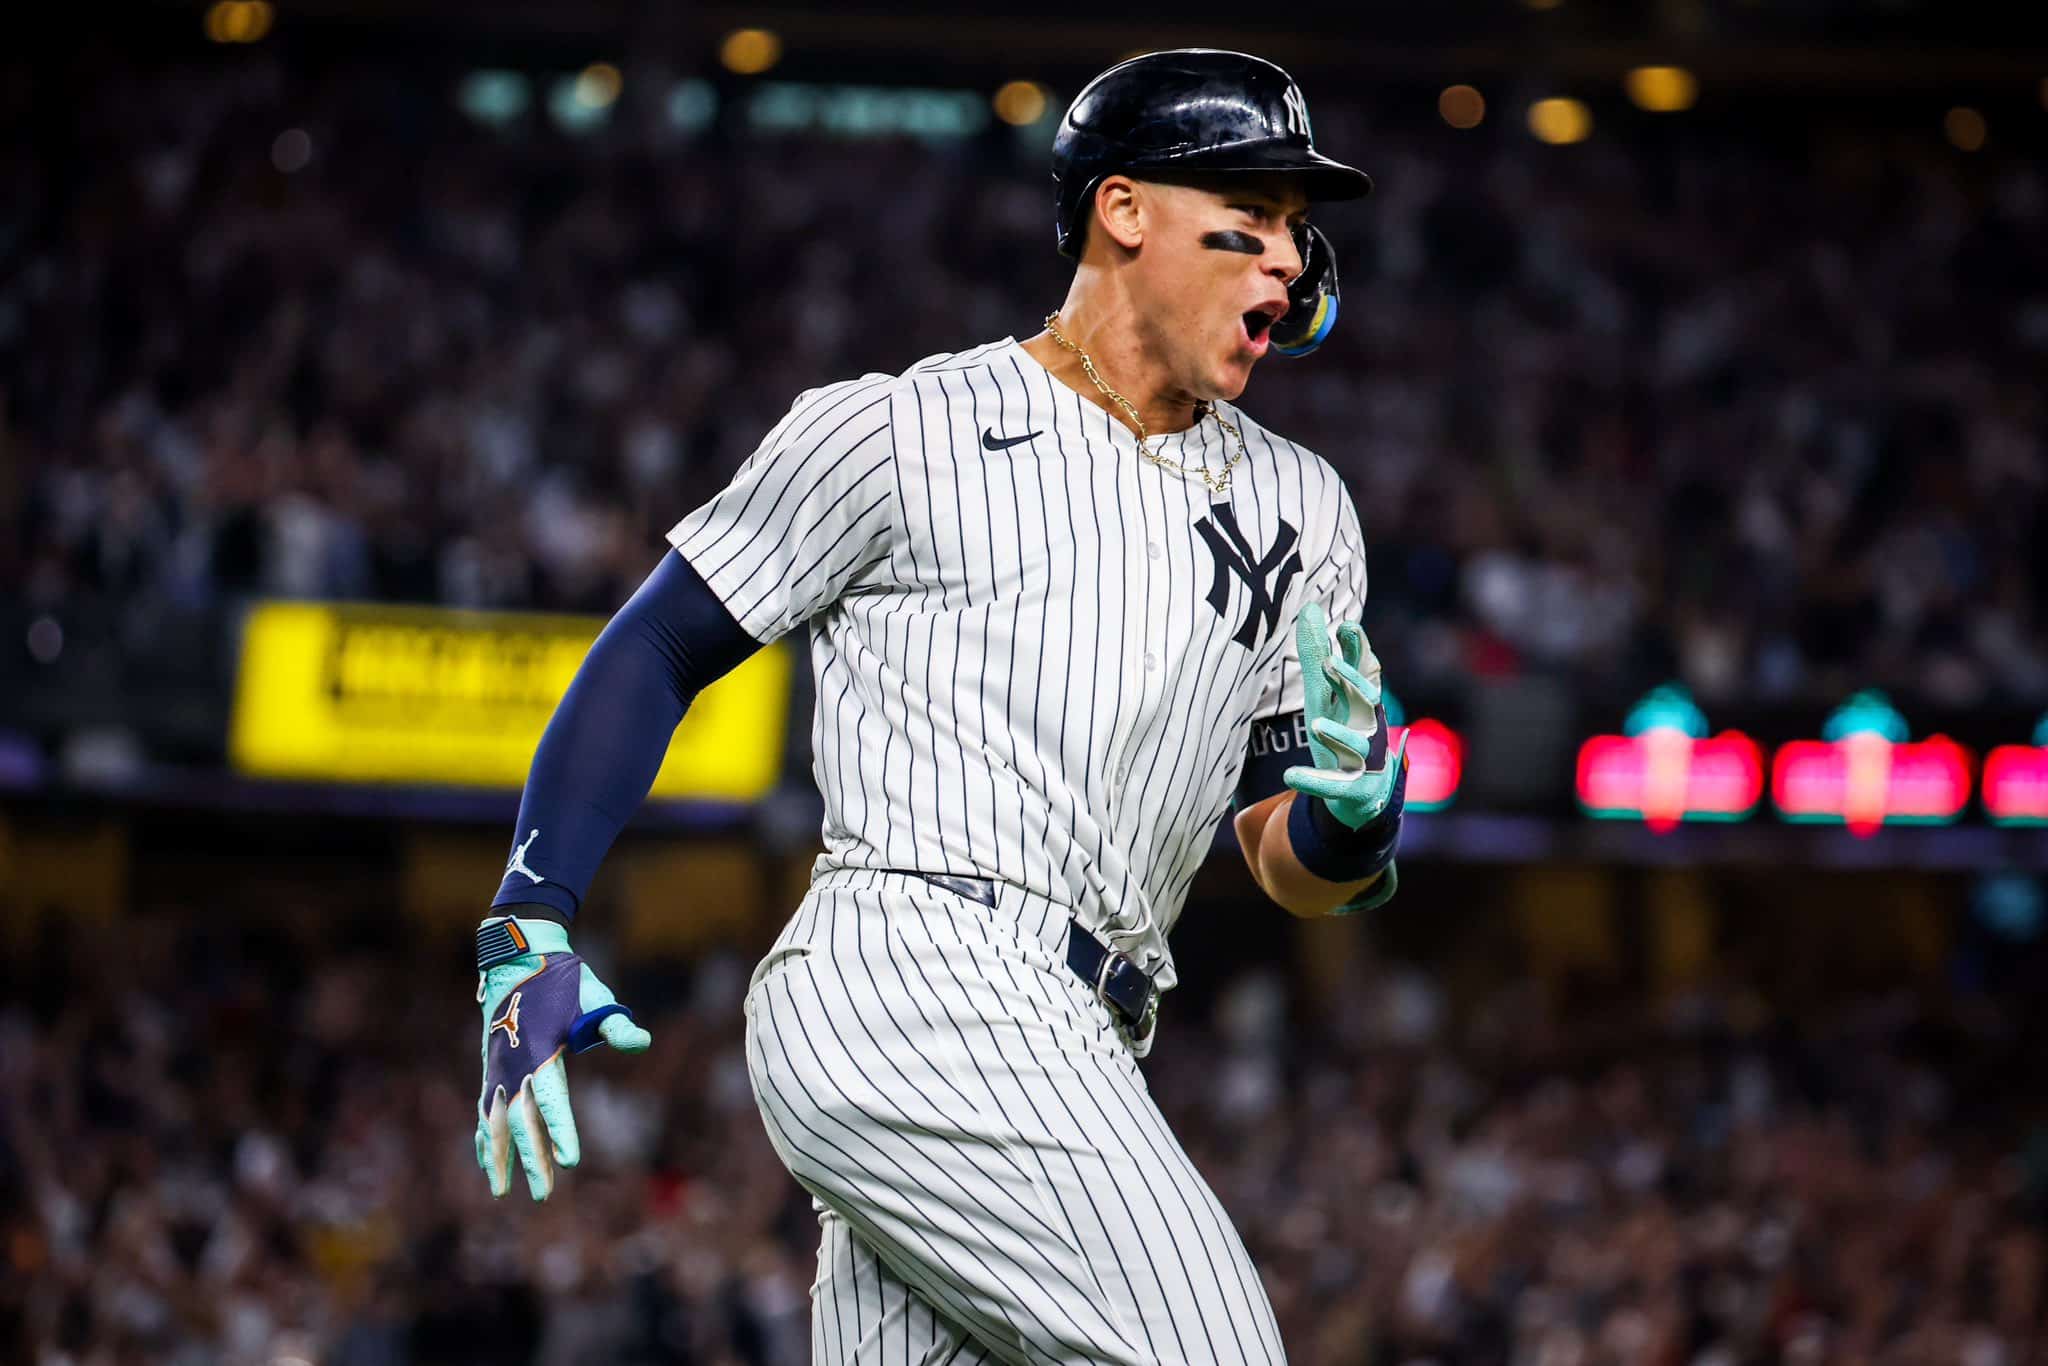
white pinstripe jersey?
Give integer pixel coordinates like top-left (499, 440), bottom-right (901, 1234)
top-left (670, 337), bottom-right (1368, 992)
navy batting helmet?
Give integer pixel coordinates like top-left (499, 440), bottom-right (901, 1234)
top-left (1051, 49), bottom-right (1370, 356)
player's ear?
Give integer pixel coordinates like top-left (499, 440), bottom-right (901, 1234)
top-left (1093, 176), bottom-right (1144, 253)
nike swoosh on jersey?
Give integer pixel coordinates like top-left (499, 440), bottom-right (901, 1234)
top-left (980, 427), bottom-right (1042, 451)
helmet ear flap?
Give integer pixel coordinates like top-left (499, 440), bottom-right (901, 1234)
top-left (1271, 223), bottom-right (1340, 357)
top-left (1055, 172), bottom-right (1107, 259)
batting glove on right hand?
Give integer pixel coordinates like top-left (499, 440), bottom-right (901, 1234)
top-left (1283, 601), bottom-right (1409, 831)
top-left (474, 916), bottom-right (651, 1201)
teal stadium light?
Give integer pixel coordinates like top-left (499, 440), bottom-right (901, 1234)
top-left (746, 84), bottom-right (989, 142)
top-left (667, 81), bottom-right (719, 133)
top-left (548, 65), bottom-right (620, 133)
top-left (457, 71), bottom-right (531, 127)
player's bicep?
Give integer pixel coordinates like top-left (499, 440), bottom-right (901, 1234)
top-left (667, 377), bottom-right (901, 643)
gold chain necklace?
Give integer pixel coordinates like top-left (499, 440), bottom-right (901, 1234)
top-left (1041, 312), bottom-right (1249, 496)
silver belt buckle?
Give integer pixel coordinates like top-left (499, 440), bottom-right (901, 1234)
top-left (1092, 949), bottom-right (1122, 1005)
top-left (1093, 947), bottom-right (1154, 1028)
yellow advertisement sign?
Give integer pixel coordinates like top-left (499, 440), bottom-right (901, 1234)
top-left (229, 600), bottom-right (792, 800)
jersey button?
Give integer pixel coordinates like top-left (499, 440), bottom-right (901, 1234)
top-left (1147, 542), bottom-right (1162, 560)
top-left (1143, 652), bottom-right (1158, 672)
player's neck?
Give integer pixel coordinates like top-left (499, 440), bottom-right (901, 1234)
top-left (1023, 283), bottom-right (1202, 437)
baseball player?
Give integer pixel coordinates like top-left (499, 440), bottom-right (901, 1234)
top-left (472, 49), bottom-right (1409, 1365)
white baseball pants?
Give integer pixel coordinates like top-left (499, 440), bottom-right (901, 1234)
top-left (744, 869), bottom-right (1286, 1366)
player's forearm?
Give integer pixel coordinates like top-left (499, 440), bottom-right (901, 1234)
top-left (491, 551), bottom-right (759, 918)
top-left (1238, 791), bottom-right (1383, 916)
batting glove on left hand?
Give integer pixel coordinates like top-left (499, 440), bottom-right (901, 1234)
top-left (474, 916), bottom-right (651, 1201)
top-left (1283, 601), bottom-right (1408, 831)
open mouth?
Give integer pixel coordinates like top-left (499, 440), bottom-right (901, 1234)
top-left (1241, 302), bottom-right (1286, 349)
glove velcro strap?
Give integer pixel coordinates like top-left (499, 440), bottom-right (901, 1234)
top-left (476, 916), bottom-right (572, 971)
top-left (568, 1004), bottom-right (633, 1053)
top-left (477, 919), bottom-right (531, 971)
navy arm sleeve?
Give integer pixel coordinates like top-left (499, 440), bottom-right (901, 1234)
top-left (490, 550), bottom-right (761, 919)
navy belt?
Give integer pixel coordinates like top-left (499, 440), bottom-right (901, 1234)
top-left (887, 869), bottom-right (1159, 1035)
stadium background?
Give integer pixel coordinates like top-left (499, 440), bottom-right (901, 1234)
top-left (5, 1), bottom-right (2048, 1362)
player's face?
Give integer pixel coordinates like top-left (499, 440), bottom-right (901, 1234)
top-left (1131, 176), bottom-right (1311, 402)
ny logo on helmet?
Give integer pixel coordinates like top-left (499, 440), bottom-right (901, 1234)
top-left (1282, 85), bottom-right (1312, 139)
top-left (1195, 504), bottom-right (1304, 650)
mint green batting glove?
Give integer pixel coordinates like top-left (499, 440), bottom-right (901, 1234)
top-left (474, 916), bottom-right (652, 1202)
top-left (1283, 601), bottom-right (1409, 831)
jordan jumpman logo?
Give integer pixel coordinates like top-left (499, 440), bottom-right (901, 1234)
top-left (507, 829), bottom-right (545, 885)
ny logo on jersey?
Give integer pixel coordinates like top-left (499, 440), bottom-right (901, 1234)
top-left (1194, 504), bottom-right (1304, 650)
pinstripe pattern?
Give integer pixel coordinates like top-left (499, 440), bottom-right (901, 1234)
top-left (669, 338), bottom-right (1368, 995)
top-left (748, 877), bottom-right (1286, 1366)
top-left (813, 1205), bottom-right (996, 1366)
top-left (669, 337), bottom-right (1368, 1363)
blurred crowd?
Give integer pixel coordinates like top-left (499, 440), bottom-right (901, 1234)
top-left (4, 902), bottom-right (2045, 1366)
top-left (5, 50), bottom-right (2047, 710)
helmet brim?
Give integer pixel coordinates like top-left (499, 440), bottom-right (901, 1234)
top-left (1135, 143), bottom-right (1373, 202)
